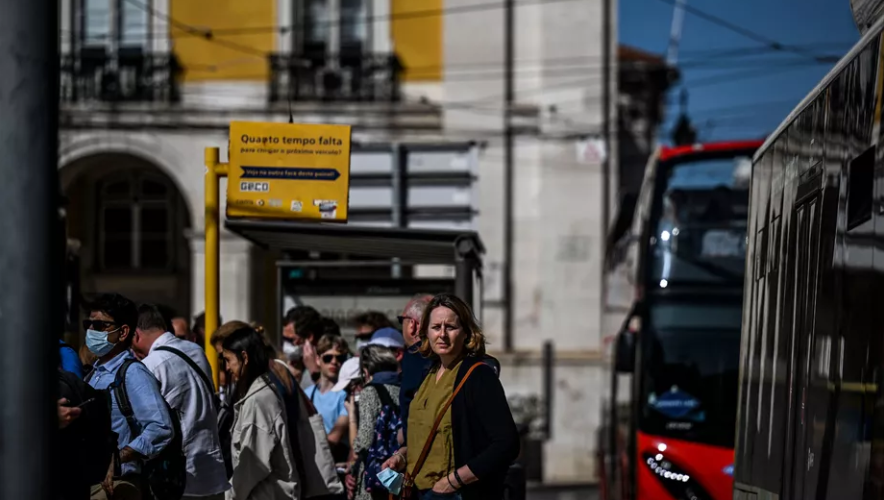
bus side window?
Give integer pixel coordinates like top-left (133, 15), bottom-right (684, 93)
top-left (847, 146), bottom-right (875, 231)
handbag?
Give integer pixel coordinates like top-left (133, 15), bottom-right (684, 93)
top-left (294, 384), bottom-right (346, 498)
top-left (393, 363), bottom-right (483, 500)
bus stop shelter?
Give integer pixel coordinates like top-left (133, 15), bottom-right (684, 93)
top-left (224, 219), bottom-right (485, 329)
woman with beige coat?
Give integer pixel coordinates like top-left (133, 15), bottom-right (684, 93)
top-left (221, 325), bottom-right (300, 500)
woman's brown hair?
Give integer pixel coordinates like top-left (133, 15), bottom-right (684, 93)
top-left (212, 320), bottom-right (294, 394)
top-left (418, 293), bottom-right (486, 359)
top-left (210, 320), bottom-right (252, 347)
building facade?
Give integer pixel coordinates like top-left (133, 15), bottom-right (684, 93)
top-left (59, 0), bottom-right (670, 483)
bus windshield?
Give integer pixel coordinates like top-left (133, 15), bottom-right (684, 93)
top-left (640, 301), bottom-right (742, 449)
top-left (651, 155), bottom-right (752, 286)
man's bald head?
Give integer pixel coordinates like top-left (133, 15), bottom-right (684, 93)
top-left (401, 294), bottom-right (433, 347)
top-left (171, 317), bottom-right (192, 342)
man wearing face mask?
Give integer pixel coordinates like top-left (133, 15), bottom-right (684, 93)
top-left (84, 293), bottom-right (175, 500)
top-left (282, 305), bottom-right (324, 389)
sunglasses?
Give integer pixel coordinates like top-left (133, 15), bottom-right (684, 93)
top-left (83, 319), bottom-right (117, 331)
top-left (397, 316), bottom-right (415, 326)
top-left (321, 354), bottom-right (348, 364)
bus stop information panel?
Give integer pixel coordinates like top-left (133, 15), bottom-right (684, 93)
top-left (227, 121), bottom-right (352, 221)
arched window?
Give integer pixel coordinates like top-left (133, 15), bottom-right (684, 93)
top-left (98, 171), bottom-right (176, 271)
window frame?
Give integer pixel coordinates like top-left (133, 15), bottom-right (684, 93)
top-left (97, 171), bottom-right (177, 273)
top-left (74, 0), bottom-right (151, 51)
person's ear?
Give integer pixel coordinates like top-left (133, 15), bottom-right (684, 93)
top-left (118, 325), bottom-right (131, 342)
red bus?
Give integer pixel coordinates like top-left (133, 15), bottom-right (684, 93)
top-left (599, 140), bottom-right (763, 500)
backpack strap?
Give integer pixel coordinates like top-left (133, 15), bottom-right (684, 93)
top-left (155, 346), bottom-right (216, 394)
top-left (296, 384), bottom-right (319, 416)
top-left (405, 362), bottom-right (483, 488)
top-left (111, 359), bottom-right (139, 434)
top-left (370, 384), bottom-right (397, 411)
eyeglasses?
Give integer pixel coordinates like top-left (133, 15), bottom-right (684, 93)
top-left (83, 319), bottom-right (117, 331)
top-left (321, 354), bottom-right (348, 364)
top-left (398, 316), bottom-right (416, 326)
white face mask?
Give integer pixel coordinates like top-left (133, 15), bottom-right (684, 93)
top-left (283, 340), bottom-right (301, 357)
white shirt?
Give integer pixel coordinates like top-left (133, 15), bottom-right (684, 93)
top-left (142, 332), bottom-right (230, 496)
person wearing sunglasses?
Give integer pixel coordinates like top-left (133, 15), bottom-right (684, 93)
top-left (306, 334), bottom-right (353, 463)
top-left (82, 293), bottom-right (174, 500)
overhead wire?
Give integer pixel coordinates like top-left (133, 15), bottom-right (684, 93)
top-left (402, 54), bottom-right (840, 82)
top-left (121, 0), bottom-right (587, 60)
top-left (157, 57), bottom-right (830, 124)
top-left (67, 0), bottom-right (840, 143)
top-left (168, 0), bottom-right (590, 37)
top-left (651, 0), bottom-right (844, 63)
top-left (60, 25), bottom-right (852, 69)
top-left (122, 0), bottom-right (267, 57)
top-left (75, 0), bottom-right (847, 109)
top-left (173, 43), bottom-right (843, 84)
top-left (685, 59), bottom-right (831, 88)
top-left (123, 0), bottom-right (846, 77)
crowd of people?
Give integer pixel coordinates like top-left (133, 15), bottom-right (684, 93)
top-left (57, 292), bottom-right (519, 500)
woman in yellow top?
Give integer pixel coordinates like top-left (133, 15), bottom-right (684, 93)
top-left (381, 294), bottom-right (520, 500)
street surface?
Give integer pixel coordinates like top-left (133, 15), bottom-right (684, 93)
top-left (527, 486), bottom-right (598, 500)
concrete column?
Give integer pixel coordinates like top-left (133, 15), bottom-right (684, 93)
top-left (61, 0), bottom-right (71, 54)
top-left (152, 0), bottom-right (170, 52)
top-left (278, 0), bottom-right (293, 53)
top-left (372, 0), bottom-right (392, 53)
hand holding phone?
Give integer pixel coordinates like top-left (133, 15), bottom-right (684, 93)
top-left (57, 398), bottom-right (82, 429)
top-left (77, 398), bottom-right (96, 408)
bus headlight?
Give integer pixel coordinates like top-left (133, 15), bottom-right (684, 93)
top-left (642, 452), bottom-right (713, 500)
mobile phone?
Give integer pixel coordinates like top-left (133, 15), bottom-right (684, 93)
top-left (76, 398), bottom-right (96, 408)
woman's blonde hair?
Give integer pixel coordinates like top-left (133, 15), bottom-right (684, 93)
top-left (418, 293), bottom-right (486, 359)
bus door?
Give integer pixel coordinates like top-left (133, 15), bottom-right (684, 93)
top-left (785, 171), bottom-right (825, 500)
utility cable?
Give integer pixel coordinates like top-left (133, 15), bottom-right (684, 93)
top-left (652, 0), bottom-right (844, 63)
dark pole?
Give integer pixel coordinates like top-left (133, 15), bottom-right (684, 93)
top-left (502, 0), bottom-right (515, 352)
top-left (455, 257), bottom-right (474, 312)
top-left (542, 340), bottom-right (554, 439)
top-left (0, 0), bottom-right (61, 498)
top-left (600, 0), bottom-right (612, 308)
top-left (455, 238), bottom-right (476, 311)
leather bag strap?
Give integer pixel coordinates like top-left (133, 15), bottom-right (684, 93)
top-left (406, 362), bottom-right (484, 484)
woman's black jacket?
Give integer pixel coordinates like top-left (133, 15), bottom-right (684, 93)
top-left (449, 355), bottom-right (520, 500)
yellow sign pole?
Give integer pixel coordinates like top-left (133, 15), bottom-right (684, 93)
top-left (204, 147), bottom-right (228, 389)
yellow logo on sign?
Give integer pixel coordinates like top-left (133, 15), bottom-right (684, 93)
top-left (226, 121), bottom-right (352, 221)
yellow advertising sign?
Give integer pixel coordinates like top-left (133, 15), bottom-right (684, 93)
top-left (226, 121), bottom-right (352, 221)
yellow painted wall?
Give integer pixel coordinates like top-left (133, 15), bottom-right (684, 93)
top-left (391, 0), bottom-right (443, 82)
top-left (170, 0), bottom-right (275, 82)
